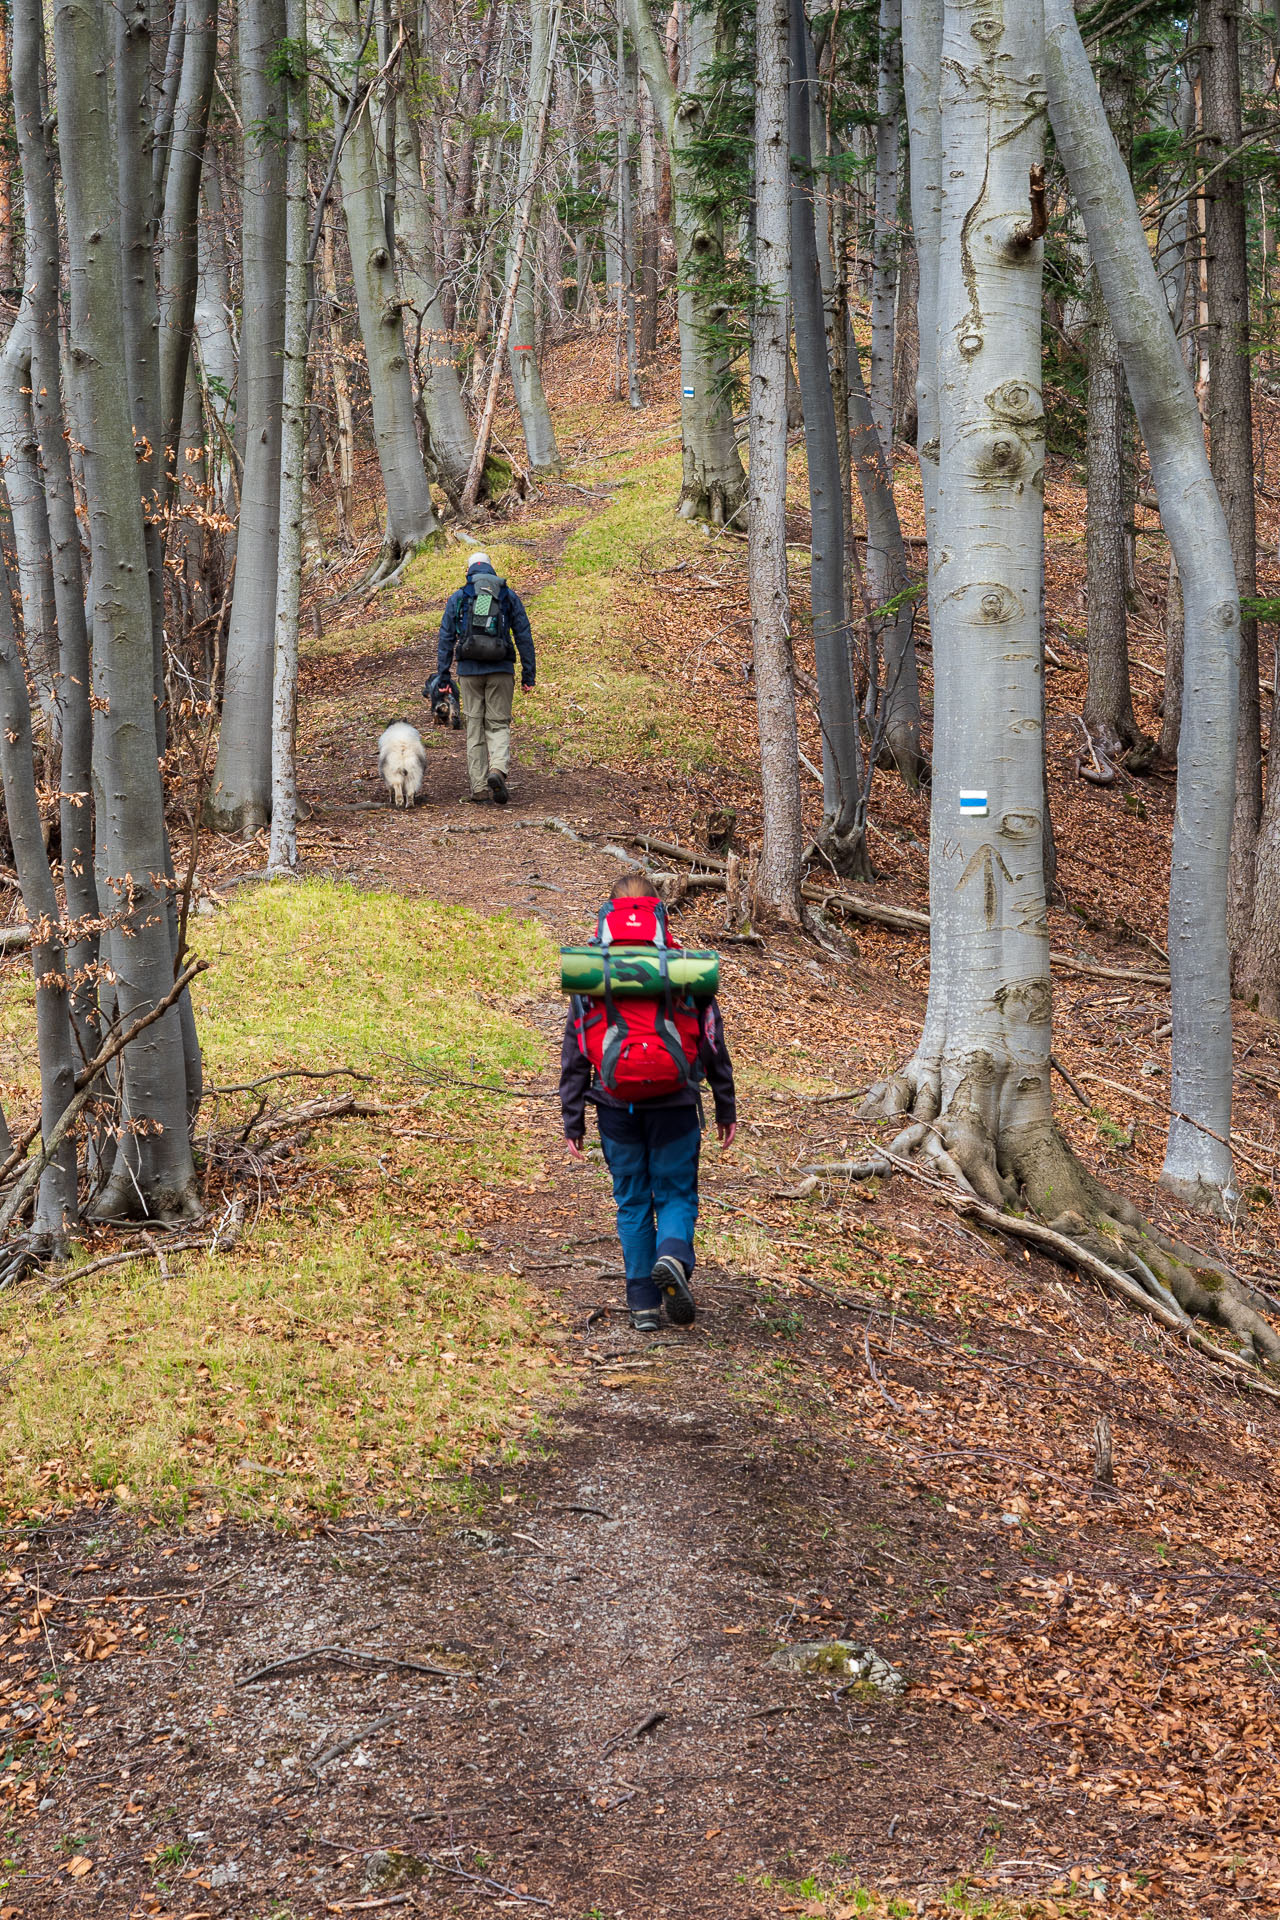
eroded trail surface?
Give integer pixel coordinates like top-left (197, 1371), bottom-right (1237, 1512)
top-left (11, 466), bottom-right (1280, 1920)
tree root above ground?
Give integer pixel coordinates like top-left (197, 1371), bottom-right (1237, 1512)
top-left (818, 1065), bottom-right (1280, 1374)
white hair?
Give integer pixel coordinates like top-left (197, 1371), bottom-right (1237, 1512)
top-left (467, 550), bottom-right (492, 570)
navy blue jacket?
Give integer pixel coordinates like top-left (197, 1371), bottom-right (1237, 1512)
top-left (437, 562), bottom-right (535, 683)
top-left (559, 995), bottom-right (737, 1140)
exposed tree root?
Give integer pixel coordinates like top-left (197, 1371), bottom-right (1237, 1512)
top-left (848, 1059), bottom-right (1280, 1372)
top-left (810, 819), bottom-right (873, 882)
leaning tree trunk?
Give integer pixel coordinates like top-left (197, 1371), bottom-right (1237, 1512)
top-left (624, 0), bottom-right (746, 524)
top-left (0, 546), bottom-right (77, 1248)
top-left (1045, 0), bottom-right (1239, 1212)
top-left (393, 77), bottom-right (477, 505)
top-left (268, 0), bottom-right (308, 875)
top-left (1200, 0), bottom-right (1261, 974)
top-left (749, 0), bottom-right (804, 924)
top-left (870, 0), bottom-right (901, 464)
top-left (328, 0), bottom-right (440, 567)
top-left (789, 0), bottom-right (866, 877)
top-left (54, 0), bottom-right (200, 1221)
top-left (11, 0), bottom-right (99, 1060)
top-left (505, 0), bottom-right (563, 475)
top-left (1083, 266), bottom-right (1144, 763)
top-left (206, 0), bottom-right (286, 831)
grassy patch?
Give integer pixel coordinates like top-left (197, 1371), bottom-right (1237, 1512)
top-left (0, 881), bottom-right (567, 1524)
top-left (193, 876), bottom-right (553, 1084)
top-left (0, 1201), bottom-right (563, 1521)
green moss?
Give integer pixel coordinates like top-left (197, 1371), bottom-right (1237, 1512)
top-left (192, 876), bottom-right (553, 1084)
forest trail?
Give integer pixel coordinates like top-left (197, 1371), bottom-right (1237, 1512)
top-left (6, 366), bottom-right (1280, 1918)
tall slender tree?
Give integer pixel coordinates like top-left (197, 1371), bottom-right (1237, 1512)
top-left (749, 0), bottom-right (804, 923)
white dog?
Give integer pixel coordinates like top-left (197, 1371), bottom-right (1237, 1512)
top-left (378, 721), bottom-right (427, 808)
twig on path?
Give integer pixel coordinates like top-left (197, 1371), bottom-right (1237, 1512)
top-left (236, 1644), bottom-right (468, 1686)
top-left (601, 1707), bottom-right (667, 1756)
top-left (205, 1066), bottom-right (375, 1096)
top-left (310, 1708), bottom-right (406, 1769)
top-left (863, 1320), bottom-right (908, 1413)
top-left (546, 1502), bottom-right (612, 1518)
top-left (424, 1854), bottom-right (551, 1906)
top-left (23, 1568), bottom-right (240, 1606)
top-left (1050, 1052), bottom-right (1091, 1109)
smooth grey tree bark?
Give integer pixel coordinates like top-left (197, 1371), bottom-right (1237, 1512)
top-left (55, 0), bottom-right (200, 1220)
top-left (0, 310), bottom-right (57, 712)
top-left (158, 0), bottom-right (218, 483)
top-left (440, 0), bottom-right (505, 331)
top-left (207, 0), bottom-right (286, 831)
top-left (393, 79), bottom-right (478, 503)
top-left (789, 0), bottom-right (866, 877)
top-left (870, 0), bottom-right (901, 464)
top-left (865, 0), bottom-right (1056, 1207)
top-left (1045, 0), bottom-right (1239, 1213)
top-left (1199, 0), bottom-right (1261, 972)
top-left (0, 546), bottom-right (77, 1246)
top-left (899, 0), bottom-right (941, 539)
top-left (326, 0), bottom-right (440, 566)
top-left (848, 336), bottom-right (922, 786)
top-left (1083, 267), bottom-right (1144, 762)
top-left (10, 0), bottom-right (99, 1058)
top-left (269, 0), bottom-right (309, 876)
top-left (624, 0), bottom-right (746, 523)
top-left (505, 0), bottom-right (562, 474)
top-left (749, 0), bottom-right (804, 924)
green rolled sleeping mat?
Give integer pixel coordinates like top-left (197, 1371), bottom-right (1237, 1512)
top-left (559, 944), bottom-right (720, 997)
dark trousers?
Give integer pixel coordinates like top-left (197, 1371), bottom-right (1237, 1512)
top-left (596, 1105), bottom-right (701, 1311)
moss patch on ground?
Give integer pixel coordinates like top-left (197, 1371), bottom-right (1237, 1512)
top-left (0, 1201), bottom-right (562, 1522)
top-left (193, 875), bottom-right (553, 1084)
top-left (0, 880), bottom-right (564, 1524)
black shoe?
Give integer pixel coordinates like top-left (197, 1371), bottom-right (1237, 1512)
top-left (464, 790), bottom-right (489, 804)
top-left (629, 1306), bottom-right (662, 1332)
top-left (487, 770), bottom-right (509, 806)
top-left (653, 1255), bottom-right (695, 1326)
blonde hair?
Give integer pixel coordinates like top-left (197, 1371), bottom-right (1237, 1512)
top-left (610, 872), bottom-right (653, 899)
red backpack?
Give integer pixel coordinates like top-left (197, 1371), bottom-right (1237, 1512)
top-left (572, 896), bottom-right (703, 1101)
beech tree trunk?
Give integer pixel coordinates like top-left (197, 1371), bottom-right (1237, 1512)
top-left (505, 0), bottom-right (563, 474)
top-left (1045, 0), bottom-right (1240, 1212)
top-left (749, 0), bottom-right (804, 923)
top-left (900, 0), bottom-right (941, 536)
top-left (0, 547), bottom-right (77, 1246)
top-left (329, 0), bottom-right (441, 558)
top-left (158, 0), bottom-right (218, 482)
top-left (268, 0), bottom-right (309, 875)
top-left (870, 0), bottom-right (901, 464)
top-left (0, 310), bottom-right (56, 711)
top-left (1200, 0), bottom-right (1261, 970)
top-left (55, 0), bottom-right (200, 1220)
top-left (789, 0), bottom-right (866, 875)
top-left (1083, 266), bottom-right (1142, 760)
top-left (207, 0), bottom-right (286, 831)
top-left (849, 335), bottom-right (922, 785)
top-left (11, 0), bottom-right (99, 1057)
top-left (624, 0), bottom-right (746, 524)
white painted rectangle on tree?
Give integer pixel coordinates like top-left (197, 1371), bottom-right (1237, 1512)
top-left (959, 791), bottom-right (989, 816)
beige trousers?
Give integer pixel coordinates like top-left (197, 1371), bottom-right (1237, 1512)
top-left (460, 672), bottom-right (514, 792)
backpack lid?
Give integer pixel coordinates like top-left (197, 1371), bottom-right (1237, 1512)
top-left (598, 895), bottom-right (673, 949)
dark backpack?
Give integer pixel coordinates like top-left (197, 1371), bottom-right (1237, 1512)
top-left (454, 570), bottom-right (512, 665)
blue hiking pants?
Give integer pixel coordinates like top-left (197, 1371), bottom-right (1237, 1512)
top-left (597, 1107), bottom-right (701, 1311)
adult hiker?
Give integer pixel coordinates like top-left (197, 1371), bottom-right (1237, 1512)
top-left (559, 874), bottom-right (737, 1332)
top-left (434, 551), bottom-right (535, 805)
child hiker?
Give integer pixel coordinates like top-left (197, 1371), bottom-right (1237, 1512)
top-left (559, 874), bottom-right (737, 1332)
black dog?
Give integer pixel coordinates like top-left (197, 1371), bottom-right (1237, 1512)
top-left (423, 670), bottom-right (462, 730)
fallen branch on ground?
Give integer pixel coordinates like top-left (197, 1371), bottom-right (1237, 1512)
top-left (237, 1644), bottom-right (469, 1686)
top-left (0, 927), bottom-right (31, 954)
top-left (632, 835), bottom-right (1168, 972)
top-left (310, 1709), bottom-right (407, 1769)
top-left (601, 1707), bottom-right (666, 1756)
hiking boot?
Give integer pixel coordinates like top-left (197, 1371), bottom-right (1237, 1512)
top-left (487, 769), bottom-right (509, 806)
top-left (629, 1306), bottom-right (662, 1333)
top-left (653, 1255), bottom-right (695, 1326)
top-left (464, 789), bottom-right (489, 804)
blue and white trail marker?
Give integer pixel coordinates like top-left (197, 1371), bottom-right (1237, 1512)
top-left (682, 385), bottom-right (695, 398)
top-left (959, 790), bottom-right (989, 817)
